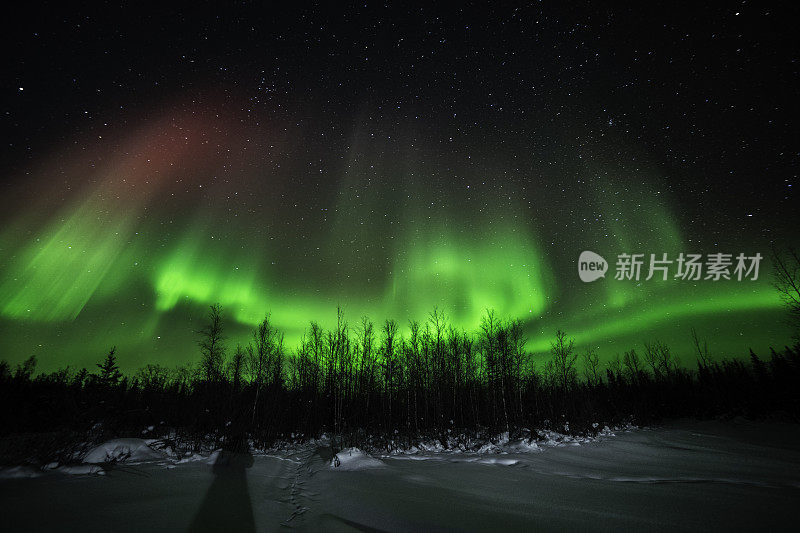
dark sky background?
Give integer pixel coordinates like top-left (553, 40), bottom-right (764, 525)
top-left (0, 2), bottom-right (798, 371)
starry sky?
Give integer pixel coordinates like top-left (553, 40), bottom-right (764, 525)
top-left (1, 3), bottom-right (797, 372)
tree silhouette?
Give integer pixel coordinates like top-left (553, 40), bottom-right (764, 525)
top-left (14, 355), bottom-right (37, 381)
top-left (582, 348), bottom-right (601, 386)
top-left (96, 347), bottom-right (122, 387)
top-left (1, 303), bottom-right (799, 466)
top-left (198, 304), bottom-right (225, 383)
top-left (551, 330), bottom-right (577, 393)
top-left (773, 247), bottom-right (800, 339)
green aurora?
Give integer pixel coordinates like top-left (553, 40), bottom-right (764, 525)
top-left (0, 106), bottom-right (792, 373)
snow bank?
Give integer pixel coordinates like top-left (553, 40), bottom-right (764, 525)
top-left (384, 423), bottom-right (633, 458)
top-left (0, 466), bottom-right (42, 479)
top-left (57, 465), bottom-right (104, 476)
top-left (175, 449), bottom-right (221, 465)
top-left (83, 438), bottom-right (166, 464)
top-left (332, 448), bottom-right (385, 470)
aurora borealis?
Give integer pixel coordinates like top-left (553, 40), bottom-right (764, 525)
top-left (1, 4), bottom-right (797, 372)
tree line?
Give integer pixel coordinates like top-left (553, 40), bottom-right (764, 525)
top-left (1, 303), bottom-right (799, 463)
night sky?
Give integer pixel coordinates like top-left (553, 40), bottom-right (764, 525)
top-left (1, 3), bottom-right (797, 372)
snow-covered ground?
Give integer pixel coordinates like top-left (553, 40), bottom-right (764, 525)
top-left (1, 419), bottom-right (798, 531)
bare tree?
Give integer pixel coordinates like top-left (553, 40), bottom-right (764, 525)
top-left (622, 349), bottom-right (642, 383)
top-left (551, 330), bottom-right (578, 393)
top-left (605, 353), bottom-right (623, 381)
top-left (198, 304), bottom-right (225, 383)
top-left (507, 319), bottom-right (528, 421)
top-left (380, 319), bottom-right (399, 432)
top-left (643, 340), bottom-right (673, 379)
top-left (137, 363), bottom-right (170, 390)
top-left (773, 247), bottom-right (800, 339)
top-left (691, 327), bottom-right (711, 367)
top-left (248, 314), bottom-right (279, 424)
top-left (582, 347), bottom-right (601, 386)
top-left (229, 345), bottom-right (246, 392)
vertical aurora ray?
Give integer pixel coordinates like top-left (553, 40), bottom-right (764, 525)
top-left (0, 109), bottom-right (205, 323)
top-left (326, 130), bottom-right (555, 331)
top-left (0, 191), bottom-right (139, 321)
top-left (0, 101), bottom-right (288, 366)
top-left (591, 175), bottom-right (685, 310)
